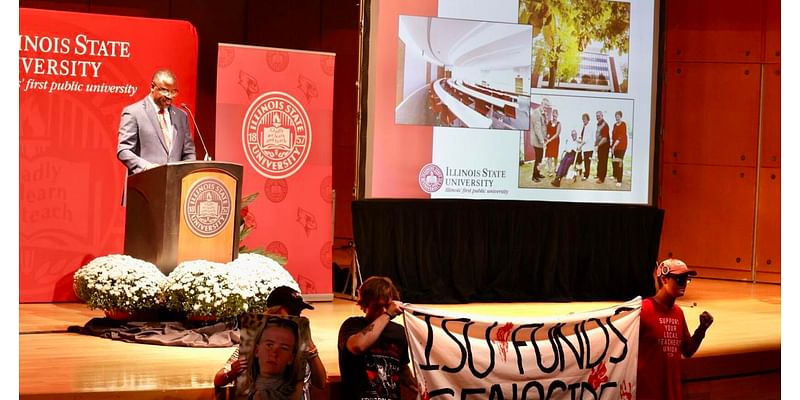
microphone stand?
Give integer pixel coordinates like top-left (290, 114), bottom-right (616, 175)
top-left (180, 103), bottom-right (212, 161)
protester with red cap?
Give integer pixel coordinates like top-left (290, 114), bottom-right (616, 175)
top-left (637, 259), bottom-right (714, 400)
top-left (214, 286), bottom-right (327, 399)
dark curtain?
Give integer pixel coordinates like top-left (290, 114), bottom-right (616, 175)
top-left (352, 199), bottom-right (663, 304)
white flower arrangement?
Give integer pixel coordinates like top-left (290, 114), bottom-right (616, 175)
top-left (73, 254), bottom-right (167, 312)
top-left (228, 253), bottom-right (300, 313)
top-left (73, 253), bottom-right (300, 320)
top-left (162, 260), bottom-right (245, 319)
top-left (162, 255), bottom-right (299, 319)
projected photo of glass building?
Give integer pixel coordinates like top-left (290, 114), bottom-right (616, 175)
top-left (520, 0), bottom-right (631, 93)
top-left (536, 47), bottom-right (627, 92)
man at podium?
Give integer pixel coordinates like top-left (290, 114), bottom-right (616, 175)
top-left (117, 69), bottom-right (196, 175)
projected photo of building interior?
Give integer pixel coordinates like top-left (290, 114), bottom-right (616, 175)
top-left (394, 15), bottom-right (532, 130)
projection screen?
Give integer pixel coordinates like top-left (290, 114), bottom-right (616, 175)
top-left (358, 0), bottom-right (659, 204)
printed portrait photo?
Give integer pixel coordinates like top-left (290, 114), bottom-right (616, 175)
top-left (235, 314), bottom-right (310, 400)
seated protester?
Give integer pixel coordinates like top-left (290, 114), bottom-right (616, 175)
top-left (338, 276), bottom-right (418, 400)
top-left (550, 129), bottom-right (583, 187)
top-left (215, 286), bottom-right (326, 400)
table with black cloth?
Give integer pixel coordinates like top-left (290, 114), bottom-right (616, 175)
top-left (352, 199), bottom-right (663, 304)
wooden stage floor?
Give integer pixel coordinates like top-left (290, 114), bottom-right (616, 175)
top-left (19, 279), bottom-right (781, 399)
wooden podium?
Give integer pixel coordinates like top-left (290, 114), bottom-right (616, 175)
top-left (124, 161), bottom-right (244, 274)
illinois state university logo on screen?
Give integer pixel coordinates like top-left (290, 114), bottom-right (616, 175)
top-left (184, 178), bottom-right (233, 237)
top-left (241, 91), bottom-right (312, 179)
top-left (418, 163), bottom-right (444, 193)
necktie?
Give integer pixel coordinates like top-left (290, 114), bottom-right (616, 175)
top-left (157, 109), bottom-right (173, 152)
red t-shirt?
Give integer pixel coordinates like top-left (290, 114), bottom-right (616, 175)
top-left (637, 297), bottom-right (691, 400)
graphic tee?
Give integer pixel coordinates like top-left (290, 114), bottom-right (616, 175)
top-left (338, 316), bottom-right (410, 400)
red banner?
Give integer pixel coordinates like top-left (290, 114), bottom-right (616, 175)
top-left (215, 44), bottom-right (335, 297)
top-left (19, 8), bottom-right (199, 301)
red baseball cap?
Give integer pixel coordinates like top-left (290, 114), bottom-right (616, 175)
top-left (657, 258), bottom-right (697, 277)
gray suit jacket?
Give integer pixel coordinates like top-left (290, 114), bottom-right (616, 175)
top-left (529, 108), bottom-right (546, 148)
top-left (116, 96), bottom-right (196, 175)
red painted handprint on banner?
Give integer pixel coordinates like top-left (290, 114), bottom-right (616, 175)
top-left (618, 380), bottom-right (632, 400)
top-left (588, 363), bottom-right (609, 390)
top-left (493, 322), bottom-right (514, 362)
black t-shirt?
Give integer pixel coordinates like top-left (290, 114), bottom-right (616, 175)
top-left (337, 316), bottom-right (410, 400)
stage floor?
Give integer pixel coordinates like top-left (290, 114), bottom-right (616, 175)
top-left (19, 279), bottom-right (781, 399)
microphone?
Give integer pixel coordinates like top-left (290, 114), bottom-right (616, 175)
top-left (180, 103), bottom-right (212, 161)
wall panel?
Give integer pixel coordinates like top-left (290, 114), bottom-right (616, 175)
top-left (659, 164), bottom-right (755, 275)
top-left (760, 64), bottom-right (780, 168)
top-left (755, 167), bottom-right (780, 282)
top-left (764, 0), bottom-right (780, 63)
top-left (665, 0), bottom-right (763, 63)
top-left (662, 63), bottom-right (760, 167)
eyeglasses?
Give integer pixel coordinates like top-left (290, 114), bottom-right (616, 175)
top-left (152, 83), bottom-right (179, 97)
top-left (669, 275), bottom-right (692, 286)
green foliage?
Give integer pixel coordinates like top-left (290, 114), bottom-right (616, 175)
top-left (574, 0), bottom-right (630, 54)
top-left (263, 251), bottom-right (288, 266)
top-left (239, 192), bottom-right (268, 255)
top-left (240, 192), bottom-right (259, 208)
top-left (236, 193), bottom-right (288, 264)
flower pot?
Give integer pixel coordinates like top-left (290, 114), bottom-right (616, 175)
top-left (104, 308), bottom-right (133, 320)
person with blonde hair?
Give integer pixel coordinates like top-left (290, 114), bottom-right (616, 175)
top-left (215, 286), bottom-right (326, 400)
top-left (338, 276), bottom-right (418, 399)
top-left (248, 317), bottom-right (303, 400)
top-left (637, 259), bottom-right (714, 400)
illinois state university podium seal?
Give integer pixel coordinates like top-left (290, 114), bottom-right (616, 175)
top-left (242, 91), bottom-right (312, 179)
top-left (184, 178), bottom-right (233, 238)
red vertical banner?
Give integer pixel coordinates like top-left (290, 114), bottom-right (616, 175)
top-left (215, 44), bottom-right (335, 297)
top-left (19, 8), bottom-right (198, 302)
